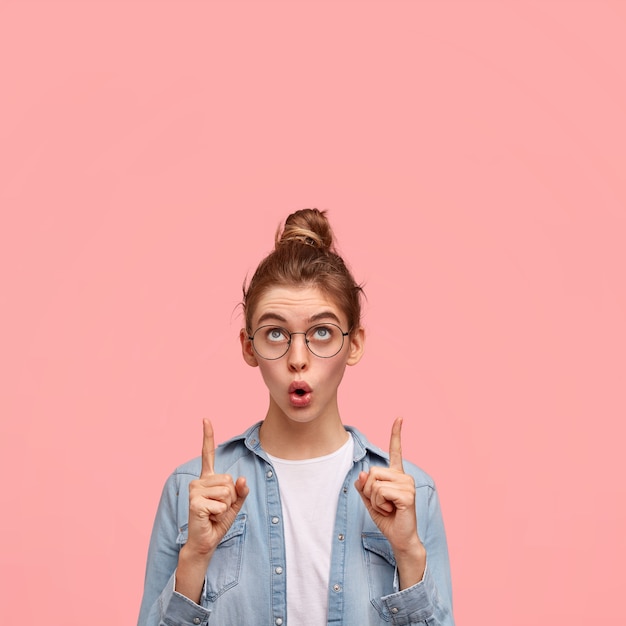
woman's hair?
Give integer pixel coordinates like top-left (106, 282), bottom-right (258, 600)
top-left (243, 209), bottom-right (363, 332)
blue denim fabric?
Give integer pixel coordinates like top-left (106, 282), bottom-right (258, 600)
top-left (138, 423), bottom-right (454, 625)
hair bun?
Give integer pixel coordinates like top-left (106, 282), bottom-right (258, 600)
top-left (244, 207), bottom-right (363, 333)
top-left (276, 208), bottom-right (335, 252)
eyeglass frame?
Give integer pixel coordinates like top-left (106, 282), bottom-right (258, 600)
top-left (247, 323), bottom-right (351, 360)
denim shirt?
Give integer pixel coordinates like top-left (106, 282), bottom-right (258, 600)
top-left (138, 423), bottom-right (454, 626)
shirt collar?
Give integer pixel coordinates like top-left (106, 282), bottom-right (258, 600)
top-left (220, 421), bottom-right (388, 464)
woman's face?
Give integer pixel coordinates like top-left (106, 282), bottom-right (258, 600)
top-left (240, 285), bottom-right (364, 426)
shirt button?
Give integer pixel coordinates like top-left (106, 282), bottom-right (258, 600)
top-left (275, 619), bottom-right (283, 625)
top-left (271, 516), bottom-right (280, 524)
top-left (333, 583), bottom-right (341, 592)
top-left (275, 566), bottom-right (283, 574)
top-left (338, 533), bottom-right (345, 541)
top-left (391, 607), bottom-right (399, 614)
top-left (192, 618), bottom-right (202, 625)
top-left (266, 470), bottom-right (273, 478)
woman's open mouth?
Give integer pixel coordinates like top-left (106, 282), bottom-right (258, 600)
top-left (288, 382), bottom-right (312, 407)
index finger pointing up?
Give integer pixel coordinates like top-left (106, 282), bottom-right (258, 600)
top-left (201, 418), bottom-right (216, 477)
top-left (389, 417), bottom-right (405, 471)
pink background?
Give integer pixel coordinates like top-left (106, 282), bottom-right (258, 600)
top-left (1, 1), bottom-right (625, 624)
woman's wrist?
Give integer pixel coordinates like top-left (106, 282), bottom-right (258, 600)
top-left (175, 543), bottom-right (214, 604)
top-left (393, 539), bottom-right (427, 590)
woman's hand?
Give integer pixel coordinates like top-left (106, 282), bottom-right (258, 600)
top-left (175, 419), bottom-right (249, 603)
top-left (354, 417), bottom-right (426, 589)
top-left (187, 419), bottom-right (249, 554)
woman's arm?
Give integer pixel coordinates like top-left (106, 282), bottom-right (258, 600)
top-left (355, 418), bottom-right (454, 624)
top-left (138, 420), bottom-right (248, 625)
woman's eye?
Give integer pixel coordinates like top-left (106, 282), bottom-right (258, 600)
top-left (312, 326), bottom-right (333, 340)
top-left (266, 328), bottom-right (287, 342)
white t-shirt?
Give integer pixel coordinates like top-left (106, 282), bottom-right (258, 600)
top-left (267, 434), bottom-right (354, 626)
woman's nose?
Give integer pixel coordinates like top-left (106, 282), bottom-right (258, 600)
top-left (287, 333), bottom-right (309, 370)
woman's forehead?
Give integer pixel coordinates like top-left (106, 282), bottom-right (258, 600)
top-left (252, 285), bottom-right (347, 326)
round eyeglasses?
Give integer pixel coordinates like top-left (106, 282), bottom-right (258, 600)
top-left (248, 323), bottom-right (350, 360)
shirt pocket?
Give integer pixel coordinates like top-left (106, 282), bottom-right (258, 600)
top-left (361, 531), bottom-right (397, 620)
top-left (176, 514), bottom-right (248, 602)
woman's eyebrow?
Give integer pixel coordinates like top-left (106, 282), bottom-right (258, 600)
top-left (255, 311), bottom-right (342, 326)
top-left (256, 312), bottom-right (288, 325)
top-left (307, 311), bottom-right (342, 324)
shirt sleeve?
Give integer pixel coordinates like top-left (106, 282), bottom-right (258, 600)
top-left (142, 571), bottom-right (211, 626)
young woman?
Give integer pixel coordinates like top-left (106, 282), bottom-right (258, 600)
top-left (138, 209), bottom-right (454, 625)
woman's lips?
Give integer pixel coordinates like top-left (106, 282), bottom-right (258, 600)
top-left (288, 382), bottom-right (312, 407)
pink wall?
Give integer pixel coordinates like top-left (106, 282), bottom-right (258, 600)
top-left (1, 1), bottom-right (625, 623)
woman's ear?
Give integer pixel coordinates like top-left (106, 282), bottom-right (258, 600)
top-left (346, 326), bottom-right (365, 366)
top-left (240, 328), bottom-right (259, 367)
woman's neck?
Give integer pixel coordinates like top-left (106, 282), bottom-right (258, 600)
top-left (259, 410), bottom-right (349, 460)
